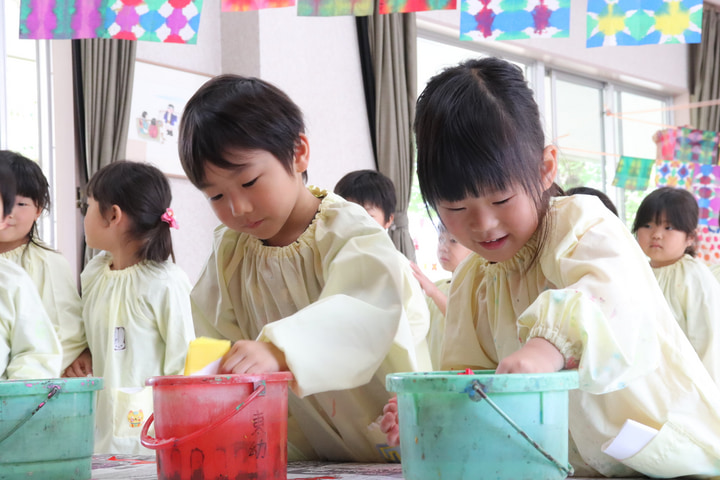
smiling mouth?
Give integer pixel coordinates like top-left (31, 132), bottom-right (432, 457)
top-left (478, 235), bottom-right (507, 250)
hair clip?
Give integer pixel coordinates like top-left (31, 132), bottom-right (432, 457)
top-left (161, 208), bottom-right (179, 229)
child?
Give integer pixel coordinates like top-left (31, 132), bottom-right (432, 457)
top-left (64, 161), bottom-right (195, 454)
top-left (0, 162), bottom-right (61, 380)
top-left (408, 57), bottom-right (720, 477)
top-left (334, 169), bottom-right (432, 370)
top-left (179, 75), bottom-right (429, 462)
top-left (0, 150), bottom-right (85, 371)
top-left (409, 224), bottom-right (472, 368)
top-left (632, 186), bottom-right (720, 384)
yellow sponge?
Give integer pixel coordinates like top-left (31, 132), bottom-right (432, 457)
top-left (184, 337), bottom-right (232, 376)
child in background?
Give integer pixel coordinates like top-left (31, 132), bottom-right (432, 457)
top-left (0, 162), bottom-right (61, 380)
top-left (632, 187), bottom-right (720, 384)
top-left (565, 186), bottom-right (618, 216)
top-left (409, 224), bottom-right (472, 368)
top-left (405, 57), bottom-right (720, 477)
top-left (0, 151), bottom-right (85, 371)
top-left (179, 75), bottom-right (429, 462)
top-left (334, 169), bottom-right (432, 370)
top-left (64, 161), bottom-right (195, 454)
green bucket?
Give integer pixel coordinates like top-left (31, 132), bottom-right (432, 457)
top-left (386, 370), bottom-right (578, 480)
top-left (0, 377), bottom-right (104, 480)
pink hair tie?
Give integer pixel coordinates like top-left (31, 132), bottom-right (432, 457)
top-left (161, 208), bottom-right (179, 229)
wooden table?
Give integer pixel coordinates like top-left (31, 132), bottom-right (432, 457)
top-left (90, 456), bottom-right (649, 480)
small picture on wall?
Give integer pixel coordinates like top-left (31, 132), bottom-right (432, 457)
top-left (126, 61), bottom-right (211, 178)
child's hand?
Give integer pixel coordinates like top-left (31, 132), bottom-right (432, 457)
top-left (63, 348), bottom-right (93, 377)
top-left (495, 337), bottom-right (564, 374)
top-left (219, 340), bottom-right (288, 375)
top-left (379, 396), bottom-right (400, 447)
top-left (410, 262), bottom-right (437, 294)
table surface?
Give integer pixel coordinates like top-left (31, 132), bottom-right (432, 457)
top-left (90, 456), bottom-right (649, 480)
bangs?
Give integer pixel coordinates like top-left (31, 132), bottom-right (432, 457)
top-left (632, 187), bottom-right (698, 234)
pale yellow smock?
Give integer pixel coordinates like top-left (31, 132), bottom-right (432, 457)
top-left (192, 187), bottom-right (429, 462)
top-left (0, 257), bottom-right (61, 379)
top-left (442, 195), bottom-right (720, 478)
top-left (2, 242), bottom-right (85, 369)
top-left (426, 278), bottom-right (450, 369)
top-left (81, 252), bottom-right (195, 455)
top-left (710, 263), bottom-right (720, 284)
top-left (652, 254), bottom-right (720, 384)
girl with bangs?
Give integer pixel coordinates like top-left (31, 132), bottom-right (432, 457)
top-left (385, 57), bottom-right (720, 477)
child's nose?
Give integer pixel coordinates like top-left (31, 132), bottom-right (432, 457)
top-left (229, 194), bottom-right (251, 217)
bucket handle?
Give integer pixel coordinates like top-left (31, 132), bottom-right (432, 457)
top-left (0, 384), bottom-right (61, 446)
top-left (466, 380), bottom-right (574, 477)
top-left (140, 381), bottom-right (265, 450)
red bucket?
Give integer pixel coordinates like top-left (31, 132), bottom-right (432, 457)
top-left (141, 372), bottom-right (293, 480)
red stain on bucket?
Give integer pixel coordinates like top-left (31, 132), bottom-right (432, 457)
top-left (141, 372), bottom-right (293, 480)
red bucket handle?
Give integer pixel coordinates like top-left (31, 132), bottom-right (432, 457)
top-left (140, 381), bottom-right (265, 450)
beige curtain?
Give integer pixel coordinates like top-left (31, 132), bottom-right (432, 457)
top-left (366, 13), bottom-right (418, 262)
top-left (72, 39), bottom-right (136, 263)
top-left (690, 4), bottom-right (720, 132)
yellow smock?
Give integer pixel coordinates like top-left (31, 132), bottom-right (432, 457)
top-left (426, 278), bottom-right (450, 369)
top-left (192, 187), bottom-right (430, 462)
top-left (442, 195), bottom-right (720, 478)
top-left (2, 243), bottom-right (85, 369)
top-left (652, 254), bottom-right (720, 384)
top-left (82, 252), bottom-right (195, 455)
top-left (0, 257), bottom-right (61, 379)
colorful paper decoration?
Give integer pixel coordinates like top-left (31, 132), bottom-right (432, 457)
top-left (20, 0), bottom-right (204, 43)
top-left (691, 164), bottom-right (720, 226)
top-left (655, 159), bottom-right (696, 189)
top-left (696, 225), bottom-right (720, 265)
top-left (653, 127), bottom-right (677, 162)
top-left (612, 156), bottom-right (654, 191)
top-left (379, 0), bottom-right (455, 14)
top-left (297, 0), bottom-right (372, 15)
top-left (674, 127), bottom-right (720, 165)
top-left (460, 0), bottom-right (570, 41)
top-left (222, 0), bottom-right (294, 11)
top-left (586, 0), bottom-right (703, 48)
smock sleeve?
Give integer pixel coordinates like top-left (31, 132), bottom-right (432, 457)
top-left (518, 197), bottom-right (662, 394)
top-left (0, 264), bottom-right (62, 380)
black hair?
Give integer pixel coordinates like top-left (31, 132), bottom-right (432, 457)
top-left (86, 161), bottom-right (175, 263)
top-left (566, 186), bottom-right (618, 216)
top-left (631, 187), bottom-right (698, 257)
top-left (179, 75), bottom-right (307, 189)
top-left (0, 150), bottom-right (51, 248)
top-left (415, 57), bottom-right (558, 264)
top-left (334, 170), bottom-right (397, 223)
top-left (0, 163), bottom-right (16, 218)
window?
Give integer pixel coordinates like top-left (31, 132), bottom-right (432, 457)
top-left (411, 33), bottom-right (672, 277)
top-left (1, 0), bottom-right (56, 246)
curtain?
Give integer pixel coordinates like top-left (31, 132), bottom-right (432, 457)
top-left (690, 4), bottom-right (720, 132)
top-left (72, 38), bottom-right (136, 263)
top-left (357, 12), bottom-right (418, 262)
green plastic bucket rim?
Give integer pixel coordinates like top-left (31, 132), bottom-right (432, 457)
top-left (0, 377), bottom-right (104, 395)
top-left (145, 371), bottom-right (294, 387)
top-left (386, 369), bottom-right (579, 394)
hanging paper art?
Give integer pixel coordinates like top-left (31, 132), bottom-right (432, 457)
top-left (20, 0), bottom-right (204, 43)
top-left (20, 0), bottom-right (104, 39)
top-left (222, 0), bottom-right (294, 11)
top-left (380, 0), bottom-right (455, 14)
top-left (612, 156), bottom-right (655, 191)
top-left (691, 164), bottom-right (720, 226)
top-left (652, 127), bottom-right (677, 162)
top-left (460, 0), bottom-right (570, 41)
top-left (586, 0), bottom-right (703, 48)
top-left (696, 225), bottom-right (720, 265)
top-left (655, 159), bottom-right (696, 189)
top-left (674, 127), bottom-right (720, 165)
top-left (297, 0), bottom-right (372, 15)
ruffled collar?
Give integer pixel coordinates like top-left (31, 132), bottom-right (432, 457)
top-left (483, 227), bottom-right (543, 276)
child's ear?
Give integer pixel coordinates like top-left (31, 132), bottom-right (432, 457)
top-left (293, 134), bottom-right (311, 174)
top-left (687, 228), bottom-right (697, 248)
top-left (541, 145), bottom-right (558, 191)
top-left (108, 205), bottom-right (123, 227)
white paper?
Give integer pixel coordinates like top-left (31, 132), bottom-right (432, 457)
top-left (602, 419), bottom-right (659, 461)
top-left (190, 358), bottom-right (221, 376)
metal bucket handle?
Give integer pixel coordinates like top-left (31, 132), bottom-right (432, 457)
top-left (466, 379), bottom-right (574, 477)
top-left (141, 380), bottom-right (266, 450)
top-left (0, 384), bottom-right (61, 445)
